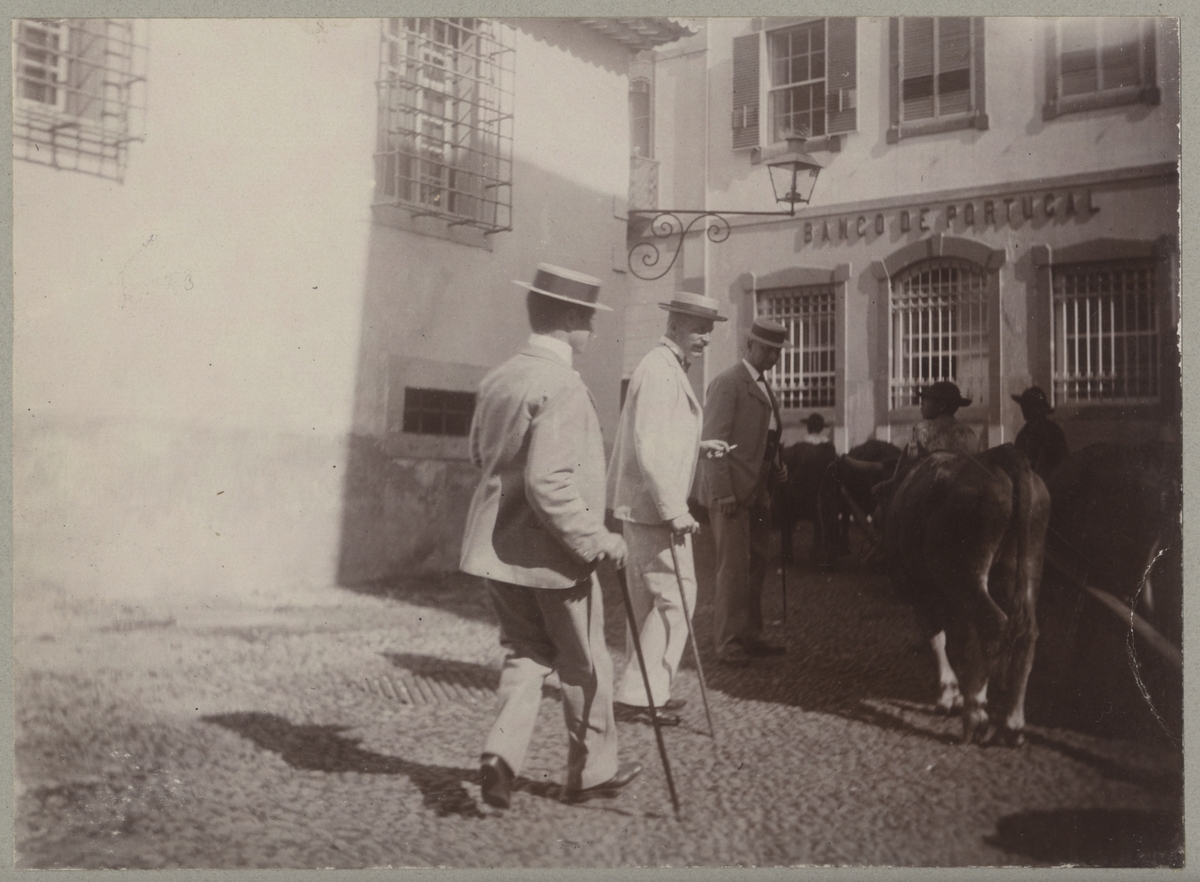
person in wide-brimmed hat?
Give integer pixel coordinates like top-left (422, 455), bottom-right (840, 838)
top-left (907, 380), bottom-right (980, 460)
top-left (1011, 386), bottom-right (1069, 480)
top-left (462, 263), bottom-right (641, 809)
top-left (607, 291), bottom-right (731, 725)
top-left (699, 316), bottom-right (792, 665)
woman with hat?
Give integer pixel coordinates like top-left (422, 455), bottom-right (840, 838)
top-left (906, 380), bottom-right (980, 461)
top-left (1012, 386), bottom-right (1069, 480)
top-left (607, 291), bottom-right (730, 724)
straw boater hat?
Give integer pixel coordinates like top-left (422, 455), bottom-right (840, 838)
top-left (1011, 386), bottom-right (1053, 414)
top-left (658, 291), bottom-right (727, 322)
top-left (513, 263), bottom-right (612, 311)
top-left (746, 317), bottom-right (790, 349)
top-left (918, 381), bottom-right (972, 408)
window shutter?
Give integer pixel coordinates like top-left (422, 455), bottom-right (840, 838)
top-left (826, 17), bottom-right (857, 133)
top-left (937, 17), bottom-right (973, 116)
top-left (732, 33), bottom-right (760, 149)
top-left (901, 18), bottom-right (935, 121)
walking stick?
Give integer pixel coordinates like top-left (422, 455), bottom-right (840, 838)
top-left (615, 565), bottom-right (682, 821)
top-left (774, 446), bottom-right (789, 627)
top-left (668, 537), bottom-right (716, 744)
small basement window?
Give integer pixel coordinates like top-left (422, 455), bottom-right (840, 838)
top-left (401, 387), bottom-right (476, 436)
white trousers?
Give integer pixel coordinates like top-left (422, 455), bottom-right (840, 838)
top-left (614, 522), bottom-right (697, 707)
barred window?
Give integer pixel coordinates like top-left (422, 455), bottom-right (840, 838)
top-left (401, 388), bottom-right (476, 437)
top-left (1052, 260), bottom-right (1159, 405)
top-left (758, 284), bottom-right (836, 409)
top-left (12, 19), bottom-right (147, 181)
top-left (889, 259), bottom-right (989, 409)
top-left (375, 18), bottom-right (515, 234)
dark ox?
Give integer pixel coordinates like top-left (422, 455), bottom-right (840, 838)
top-left (879, 444), bottom-right (1050, 745)
top-left (1045, 441), bottom-right (1182, 647)
top-left (774, 441), bottom-right (837, 565)
top-left (815, 439), bottom-right (902, 565)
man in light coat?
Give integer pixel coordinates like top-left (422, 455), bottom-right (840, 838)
top-left (461, 264), bottom-right (640, 810)
top-left (607, 291), bottom-right (730, 725)
top-left (700, 317), bottom-right (791, 666)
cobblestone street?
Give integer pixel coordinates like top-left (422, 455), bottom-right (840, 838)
top-left (14, 526), bottom-right (1184, 869)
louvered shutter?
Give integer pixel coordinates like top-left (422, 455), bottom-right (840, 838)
top-left (937, 17), bottom-right (973, 115)
top-left (826, 17), bottom-right (857, 133)
top-left (901, 18), bottom-right (935, 121)
top-left (732, 33), bottom-right (760, 149)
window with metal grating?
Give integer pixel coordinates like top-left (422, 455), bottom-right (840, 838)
top-left (12, 19), bottom-right (147, 181)
top-left (758, 284), bottom-right (837, 409)
top-left (889, 258), bottom-right (989, 409)
top-left (401, 388), bottom-right (477, 437)
top-left (1051, 260), bottom-right (1159, 405)
top-left (375, 18), bottom-right (515, 234)
top-left (1043, 18), bottom-right (1160, 119)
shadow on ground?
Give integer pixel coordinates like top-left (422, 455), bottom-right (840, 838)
top-left (985, 807), bottom-right (1183, 867)
top-left (201, 712), bottom-right (561, 818)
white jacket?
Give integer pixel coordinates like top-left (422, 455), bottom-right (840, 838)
top-left (607, 341), bottom-right (702, 524)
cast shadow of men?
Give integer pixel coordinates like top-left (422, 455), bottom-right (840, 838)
top-left (202, 711), bottom-right (555, 818)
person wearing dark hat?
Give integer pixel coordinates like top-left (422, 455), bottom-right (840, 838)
top-left (799, 412), bottom-right (828, 445)
top-left (700, 317), bottom-right (791, 666)
top-left (1012, 386), bottom-right (1069, 480)
top-left (607, 291), bottom-right (731, 725)
top-left (906, 380), bottom-right (980, 460)
top-left (461, 264), bottom-right (640, 809)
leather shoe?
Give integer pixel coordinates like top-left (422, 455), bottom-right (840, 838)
top-left (480, 753), bottom-right (514, 809)
top-left (742, 638), bottom-right (785, 657)
top-left (717, 646), bottom-right (753, 666)
top-left (614, 701), bottom-right (682, 726)
top-left (614, 701), bottom-right (681, 726)
top-left (662, 697), bottom-right (687, 711)
top-left (563, 761), bottom-right (643, 803)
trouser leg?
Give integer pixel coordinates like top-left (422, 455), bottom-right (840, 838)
top-left (482, 580), bottom-right (555, 777)
top-left (746, 504), bottom-right (772, 642)
top-left (710, 506), bottom-right (751, 653)
top-left (615, 523), bottom-right (696, 706)
top-left (535, 574), bottom-right (619, 791)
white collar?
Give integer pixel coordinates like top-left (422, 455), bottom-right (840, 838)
top-left (528, 333), bottom-right (573, 367)
top-left (742, 358), bottom-right (764, 382)
top-left (660, 336), bottom-right (687, 366)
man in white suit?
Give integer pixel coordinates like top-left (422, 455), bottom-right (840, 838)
top-left (607, 291), bottom-right (730, 724)
top-left (461, 264), bottom-right (640, 810)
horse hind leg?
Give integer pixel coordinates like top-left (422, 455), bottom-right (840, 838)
top-left (953, 622), bottom-right (990, 745)
top-left (930, 630), bottom-right (962, 713)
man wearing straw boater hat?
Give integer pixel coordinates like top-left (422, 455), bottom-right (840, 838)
top-left (700, 317), bottom-right (791, 666)
top-left (460, 264), bottom-right (641, 809)
top-left (607, 291), bottom-right (732, 726)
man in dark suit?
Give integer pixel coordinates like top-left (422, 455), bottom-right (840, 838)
top-left (700, 317), bottom-right (790, 666)
top-left (460, 264), bottom-right (640, 809)
top-left (1012, 386), bottom-right (1069, 481)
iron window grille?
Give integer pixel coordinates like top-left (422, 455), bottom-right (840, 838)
top-left (889, 258), bottom-right (989, 409)
top-left (1051, 259), bottom-right (1159, 405)
top-left (402, 388), bottom-right (477, 436)
top-left (375, 18), bottom-right (515, 234)
top-left (1043, 18), bottom-right (1160, 119)
top-left (12, 19), bottom-right (147, 182)
top-left (758, 284), bottom-right (837, 409)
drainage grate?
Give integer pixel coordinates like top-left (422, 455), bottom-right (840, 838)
top-left (350, 669), bottom-right (496, 706)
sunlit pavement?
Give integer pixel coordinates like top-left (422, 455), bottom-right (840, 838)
top-left (14, 525), bottom-right (1183, 869)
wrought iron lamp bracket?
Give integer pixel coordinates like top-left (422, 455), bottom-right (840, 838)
top-left (627, 207), bottom-right (796, 281)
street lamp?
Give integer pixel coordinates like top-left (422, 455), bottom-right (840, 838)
top-left (628, 134), bottom-right (823, 281)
